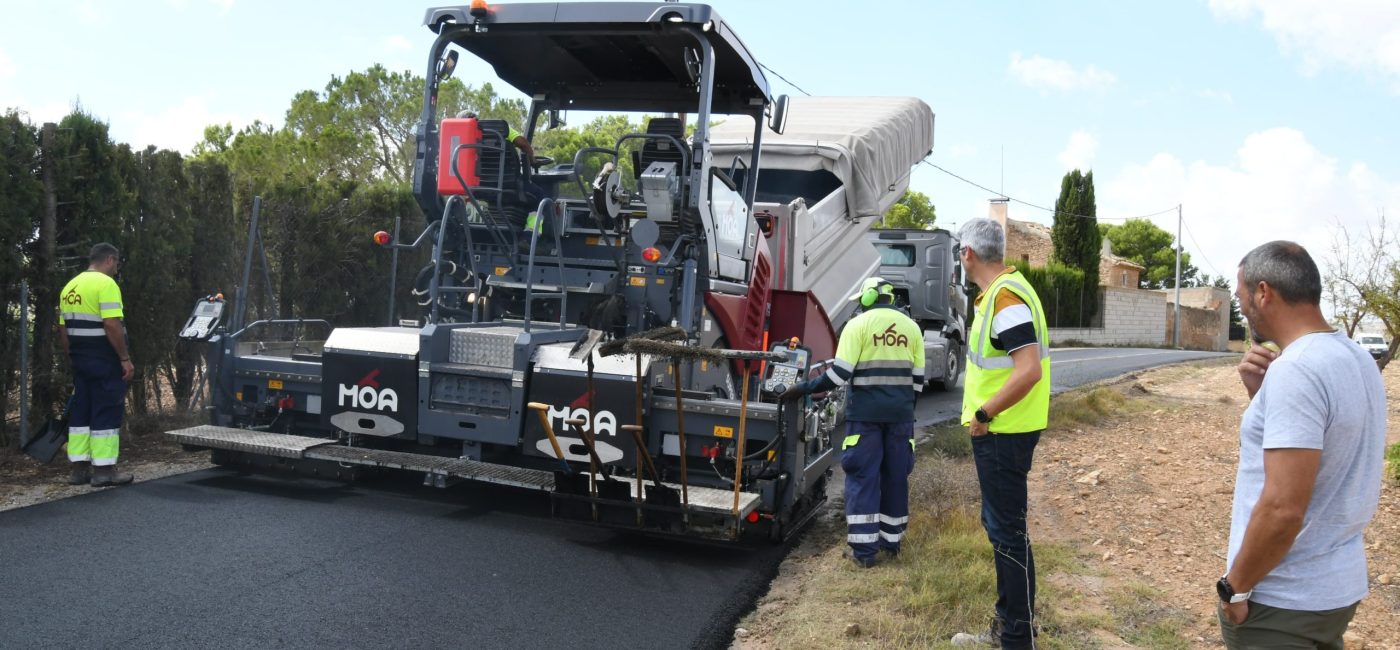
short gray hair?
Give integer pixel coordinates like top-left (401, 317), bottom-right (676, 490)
top-left (1239, 240), bottom-right (1321, 305)
top-left (957, 218), bottom-right (1004, 263)
top-left (89, 242), bottom-right (119, 265)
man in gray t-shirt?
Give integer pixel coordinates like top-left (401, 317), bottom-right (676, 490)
top-left (1221, 241), bottom-right (1387, 650)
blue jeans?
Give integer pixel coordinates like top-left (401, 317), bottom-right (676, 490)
top-left (972, 431), bottom-right (1041, 650)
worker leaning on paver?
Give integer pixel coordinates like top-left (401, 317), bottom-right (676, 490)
top-left (58, 243), bottom-right (135, 488)
top-left (782, 276), bottom-right (924, 568)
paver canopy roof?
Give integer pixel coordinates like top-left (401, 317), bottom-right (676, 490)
top-left (425, 2), bottom-right (771, 115)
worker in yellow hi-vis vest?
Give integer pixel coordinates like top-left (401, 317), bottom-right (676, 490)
top-left (782, 276), bottom-right (924, 569)
top-left (57, 243), bottom-right (135, 488)
top-left (954, 218), bottom-right (1051, 649)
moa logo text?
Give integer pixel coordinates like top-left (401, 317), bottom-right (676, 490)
top-left (338, 368), bottom-right (399, 412)
top-left (547, 390), bottom-right (617, 436)
top-left (872, 323), bottom-right (908, 347)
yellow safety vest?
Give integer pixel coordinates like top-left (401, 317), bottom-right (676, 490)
top-left (961, 269), bottom-right (1051, 433)
top-left (58, 270), bottom-right (125, 358)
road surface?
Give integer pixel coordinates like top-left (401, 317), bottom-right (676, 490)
top-left (0, 348), bottom-right (1231, 650)
top-left (916, 347), bottom-right (1231, 426)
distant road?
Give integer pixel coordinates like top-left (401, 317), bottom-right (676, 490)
top-left (0, 346), bottom-right (1231, 650)
top-left (915, 347), bottom-right (1233, 426)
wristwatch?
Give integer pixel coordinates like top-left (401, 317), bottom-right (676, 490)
top-left (974, 408), bottom-right (993, 424)
top-left (1216, 576), bottom-right (1251, 604)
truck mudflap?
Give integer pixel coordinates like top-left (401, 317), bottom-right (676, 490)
top-left (166, 425), bottom-right (760, 520)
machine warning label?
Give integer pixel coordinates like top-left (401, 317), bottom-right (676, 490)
top-left (713, 425), bottom-right (734, 439)
top-left (628, 277), bottom-right (646, 287)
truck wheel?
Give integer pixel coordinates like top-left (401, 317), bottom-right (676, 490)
top-left (937, 341), bottom-right (961, 392)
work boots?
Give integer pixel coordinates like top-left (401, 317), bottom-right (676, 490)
top-left (90, 465), bottom-right (133, 488)
top-left (68, 461), bottom-right (91, 486)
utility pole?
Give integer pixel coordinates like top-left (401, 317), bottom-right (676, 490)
top-left (19, 281), bottom-right (29, 443)
top-left (1173, 203), bottom-right (1182, 349)
top-left (32, 123), bottom-right (60, 417)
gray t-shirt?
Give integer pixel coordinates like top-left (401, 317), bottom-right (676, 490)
top-left (1228, 330), bottom-right (1387, 610)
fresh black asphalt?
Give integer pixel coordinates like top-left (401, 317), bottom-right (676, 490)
top-left (0, 348), bottom-right (1231, 649)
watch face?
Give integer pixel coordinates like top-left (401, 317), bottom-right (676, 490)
top-left (1216, 578), bottom-right (1231, 602)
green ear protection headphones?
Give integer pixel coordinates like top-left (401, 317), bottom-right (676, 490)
top-left (859, 281), bottom-right (894, 308)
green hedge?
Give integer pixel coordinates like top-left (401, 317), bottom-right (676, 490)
top-left (1022, 262), bottom-right (1101, 328)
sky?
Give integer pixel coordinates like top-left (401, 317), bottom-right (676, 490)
top-left (3, 0), bottom-right (1399, 298)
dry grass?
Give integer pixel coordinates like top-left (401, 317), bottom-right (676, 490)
top-left (1387, 442), bottom-right (1400, 484)
top-left (737, 448), bottom-right (1090, 649)
top-left (737, 374), bottom-right (1208, 649)
top-left (1048, 386), bottom-right (1153, 431)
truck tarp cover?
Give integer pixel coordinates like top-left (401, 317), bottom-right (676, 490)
top-left (710, 97), bottom-right (934, 218)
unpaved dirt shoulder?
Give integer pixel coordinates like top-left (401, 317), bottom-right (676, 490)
top-left (732, 360), bottom-right (1400, 649)
top-left (1032, 362), bottom-right (1400, 649)
top-left (1, 429), bottom-right (211, 512)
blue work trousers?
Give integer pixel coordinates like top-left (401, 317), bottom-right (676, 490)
top-left (841, 420), bottom-right (915, 562)
top-left (67, 354), bottom-right (126, 465)
top-left (972, 431), bottom-right (1041, 650)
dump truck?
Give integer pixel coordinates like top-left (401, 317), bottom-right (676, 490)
top-left (167, 1), bottom-right (934, 542)
top-left (867, 228), bottom-right (968, 391)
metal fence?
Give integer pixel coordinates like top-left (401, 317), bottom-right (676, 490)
top-left (1039, 285), bottom-right (1104, 329)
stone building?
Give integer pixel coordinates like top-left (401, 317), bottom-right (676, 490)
top-left (987, 198), bottom-right (1145, 288)
top-left (979, 198), bottom-right (1228, 351)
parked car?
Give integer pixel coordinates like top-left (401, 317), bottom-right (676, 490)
top-left (1355, 334), bottom-right (1389, 359)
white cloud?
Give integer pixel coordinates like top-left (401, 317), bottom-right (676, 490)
top-left (1100, 128), bottom-right (1400, 284)
top-left (118, 96), bottom-right (256, 153)
top-left (1209, 0), bottom-right (1400, 87)
top-left (0, 47), bottom-right (15, 80)
top-left (1008, 52), bottom-right (1116, 92)
top-left (1057, 131), bottom-right (1099, 170)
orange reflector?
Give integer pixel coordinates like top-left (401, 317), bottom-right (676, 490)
top-left (642, 247), bottom-right (662, 263)
top-left (373, 231), bottom-right (391, 246)
top-left (470, 0), bottom-right (490, 16)
top-left (746, 511), bottom-right (760, 524)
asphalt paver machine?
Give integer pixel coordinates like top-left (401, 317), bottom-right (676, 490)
top-left (169, 2), bottom-right (934, 542)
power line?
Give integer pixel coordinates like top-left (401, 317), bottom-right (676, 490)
top-left (762, 61), bottom-right (1223, 300)
top-left (1180, 217), bottom-right (1225, 279)
top-left (761, 61), bottom-right (1182, 225)
top-left (919, 159), bottom-right (1177, 222)
top-left (761, 62), bottom-right (817, 98)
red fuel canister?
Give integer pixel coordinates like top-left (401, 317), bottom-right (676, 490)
top-left (437, 117), bottom-right (482, 194)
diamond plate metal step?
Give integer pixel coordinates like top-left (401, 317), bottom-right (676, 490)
top-left (586, 474), bottom-right (762, 517)
top-left (167, 425), bottom-right (333, 459)
top-left (305, 446), bottom-right (554, 491)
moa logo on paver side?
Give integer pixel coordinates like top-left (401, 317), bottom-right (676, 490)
top-left (338, 368), bottom-right (399, 412)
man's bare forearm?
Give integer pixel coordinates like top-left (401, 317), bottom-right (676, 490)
top-left (103, 319), bottom-right (129, 360)
top-left (1227, 448), bottom-right (1320, 592)
top-left (1226, 500), bottom-right (1304, 592)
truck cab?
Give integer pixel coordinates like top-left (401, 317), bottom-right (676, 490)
top-left (868, 228), bottom-right (968, 391)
